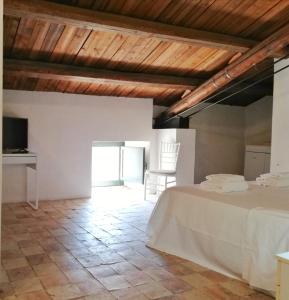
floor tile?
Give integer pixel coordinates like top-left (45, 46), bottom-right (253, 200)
top-left (98, 275), bottom-right (131, 291)
top-left (64, 269), bottom-right (93, 283)
top-left (2, 258), bottom-right (29, 270)
top-left (7, 266), bottom-right (35, 282)
top-left (110, 262), bottom-right (138, 274)
top-left (47, 283), bottom-right (84, 300)
top-left (77, 256), bottom-right (103, 268)
top-left (137, 282), bottom-right (172, 299)
top-left (0, 282), bottom-right (15, 298)
top-left (87, 265), bottom-right (117, 279)
top-left (112, 286), bottom-right (148, 299)
top-left (181, 273), bottom-right (215, 289)
top-left (144, 267), bottom-right (174, 281)
top-left (21, 245), bottom-right (44, 256)
top-left (201, 270), bottom-right (230, 283)
top-left (26, 254), bottom-right (52, 266)
top-left (12, 277), bottom-right (43, 295)
top-left (220, 279), bottom-right (256, 297)
top-left (33, 263), bottom-right (61, 276)
top-left (0, 269), bottom-right (10, 284)
top-left (39, 271), bottom-right (69, 288)
top-left (77, 279), bottom-right (104, 295)
top-left (159, 278), bottom-right (193, 294)
top-left (15, 290), bottom-right (51, 300)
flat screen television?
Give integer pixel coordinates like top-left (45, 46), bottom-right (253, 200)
top-left (3, 117), bottom-right (28, 152)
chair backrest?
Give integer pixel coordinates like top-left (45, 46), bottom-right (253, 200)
top-left (159, 142), bottom-right (180, 171)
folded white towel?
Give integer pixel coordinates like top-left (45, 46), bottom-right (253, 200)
top-left (200, 180), bottom-right (249, 193)
top-left (260, 172), bottom-right (289, 179)
top-left (206, 174), bottom-right (245, 183)
top-left (256, 177), bottom-right (289, 187)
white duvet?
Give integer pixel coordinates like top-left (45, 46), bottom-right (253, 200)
top-left (146, 184), bottom-right (289, 292)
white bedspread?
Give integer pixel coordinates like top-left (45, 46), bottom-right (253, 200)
top-left (146, 184), bottom-right (289, 292)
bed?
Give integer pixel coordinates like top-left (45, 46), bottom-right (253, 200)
top-left (146, 183), bottom-right (289, 293)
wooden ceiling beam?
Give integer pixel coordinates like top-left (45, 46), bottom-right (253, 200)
top-left (4, 0), bottom-right (257, 53)
top-left (163, 22), bottom-right (289, 117)
top-left (4, 59), bottom-right (204, 90)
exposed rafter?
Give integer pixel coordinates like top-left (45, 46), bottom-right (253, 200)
top-left (4, 0), bottom-right (257, 53)
top-left (4, 59), bottom-right (204, 90)
top-left (163, 23), bottom-right (289, 118)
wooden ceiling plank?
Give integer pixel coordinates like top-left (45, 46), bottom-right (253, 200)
top-left (117, 0), bottom-right (141, 15)
top-left (74, 31), bottom-right (102, 65)
top-left (64, 81), bottom-right (81, 93)
top-left (105, 35), bottom-right (138, 69)
top-left (157, 0), bottom-right (190, 24)
top-left (194, 0), bottom-right (240, 32)
top-left (192, 49), bottom-right (230, 73)
top-left (242, 1), bottom-right (289, 40)
top-left (50, 25), bottom-right (78, 62)
top-left (4, 59), bottom-right (205, 90)
top-left (4, 16), bottom-right (20, 57)
top-left (189, 0), bottom-right (231, 29)
top-left (62, 27), bottom-right (92, 64)
top-left (89, 33), bottom-right (126, 67)
top-left (165, 22), bottom-right (289, 117)
top-left (138, 43), bottom-right (184, 74)
top-left (4, 0), bottom-right (257, 53)
top-left (175, 48), bottom-right (220, 77)
top-left (182, 0), bottom-right (216, 28)
top-left (11, 17), bottom-right (51, 60)
top-left (138, 0), bottom-right (173, 21)
top-left (160, 45), bottom-right (213, 76)
top-left (120, 37), bottom-right (162, 72)
top-left (137, 41), bottom-right (172, 72)
top-left (213, 0), bottom-right (278, 37)
top-left (37, 23), bottom-right (65, 61)
top-left (29, 20), bottom-right (51, 59)
top-left (12, 18), bottom-right (37, 58)
top-left (240, 0), bottom-right (284, 38)
top-left (77, 0), bottom-right (95, 9)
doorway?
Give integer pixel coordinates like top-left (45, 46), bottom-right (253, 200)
top-left (91, 142), bottom-right (123, 187)
top-left (91, 141), bottom-right (146, 188)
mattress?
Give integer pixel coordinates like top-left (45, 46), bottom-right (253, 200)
top-left (146, 184), bottom-right (289, 292)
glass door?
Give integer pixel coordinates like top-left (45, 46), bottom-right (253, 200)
top-left (91, 142), bottom-right (124, 187)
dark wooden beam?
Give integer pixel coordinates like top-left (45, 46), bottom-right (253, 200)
top-left (164, 23), bottom-right (289, 117)
top-left (4, 59), bottom-right (205, 90)
top-left (4, 0), bottom-right (257, 53)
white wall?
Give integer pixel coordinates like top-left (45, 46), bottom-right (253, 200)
top-left (176, 129), bottom-right (196, 185)
top-left (3, 90), bottom-right (153, 202)
top-left (189, 105), bottom-right (245, 183)
top-left (271, 58), bottom-right (289, 172)
top-left (245, 96), bottom-right (273, 145)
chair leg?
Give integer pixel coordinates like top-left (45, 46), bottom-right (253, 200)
top-left (164, 176), bottom-right (168, 190)
top-left (144, 172), bottom-right (148, 200)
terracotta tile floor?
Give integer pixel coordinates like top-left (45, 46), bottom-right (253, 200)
top-left (1, 187), bottom-right (273, 299)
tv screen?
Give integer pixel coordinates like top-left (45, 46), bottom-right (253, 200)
top-left (3, 117), bottom-right (28, 151)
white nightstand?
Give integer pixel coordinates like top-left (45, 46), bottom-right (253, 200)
top-left (276, 252), bottom-right (289, 300)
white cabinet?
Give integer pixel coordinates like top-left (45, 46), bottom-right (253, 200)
top-left (244, 145), bottom-right (271, 181)
top-left (276, 253), bottom-right (289, 300)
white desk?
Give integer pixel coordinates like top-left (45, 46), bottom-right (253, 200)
top-left (3, 153), bottom-right (38, 209)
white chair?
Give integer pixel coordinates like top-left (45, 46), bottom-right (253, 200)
top-left (144, 142), bottom-right (180, 200)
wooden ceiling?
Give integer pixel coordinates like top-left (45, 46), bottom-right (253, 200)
top-left (3, 0), bottom-right (289, 106)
